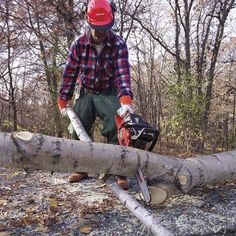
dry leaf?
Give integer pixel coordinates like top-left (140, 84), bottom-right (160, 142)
top-left (11, 171), bottom-right (23, 177)
top-left (11, 217), bottom-right (41, 227)
top-left (96, 183), bottom-right (106, 188)
top-left (0, 200), bottom-right (8, 206)
top-left (34, 225), bottom-right (48, 233)
top-left (23, 217), bottom-right (41, 225)
top-left (0, 232), bottom-right (11, 236)
top-left (48, 198), bottom-right (58, 208)
top-left (25, 206), bottom-right (37, 214)
top-left (0, 224), bottom-right (7, 231)
top-left (79, 226), bottom-right (92, 234)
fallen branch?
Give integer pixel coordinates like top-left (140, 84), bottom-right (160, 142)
top-left (106, 178), bottom-right (173, 236)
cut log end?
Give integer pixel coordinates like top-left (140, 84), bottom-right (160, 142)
top-left (178, 175), bottom-right (188, 185)
top-left (149, 186), bottom-right (168, 205)
top-left (13, 131), bottom-right (34, 141)
top-left (148, 183), bottom-right (181, 206)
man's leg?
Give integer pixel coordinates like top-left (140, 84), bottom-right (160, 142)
top-left (93, 89), bottom-right (129, 190)
top-left (68, 89), bottom-right (96, 183)
top-left (92, 89), bottom-right (120, 143)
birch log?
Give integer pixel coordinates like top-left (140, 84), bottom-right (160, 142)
top-left (106, 178), bottom-right (173, 236)
top-left (1, 131), bottom-right (236, 204)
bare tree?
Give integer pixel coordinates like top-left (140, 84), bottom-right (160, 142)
top-left (0, 0), bottom-right (31, 131)
top-left (128, 0), bottom-right (236, 152)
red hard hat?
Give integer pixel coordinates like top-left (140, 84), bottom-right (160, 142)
top-left (87, 0), bottom-right (114, 31)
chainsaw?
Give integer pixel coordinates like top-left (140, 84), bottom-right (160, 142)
top-left (115, 113), bottom-right (159, 203)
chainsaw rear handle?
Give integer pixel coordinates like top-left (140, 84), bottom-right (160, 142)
top-left (131, 126), bottom-right (159, 152)
top-left (146, 128), bottom-right (159, 151)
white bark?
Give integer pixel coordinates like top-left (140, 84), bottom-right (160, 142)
top-left (1, 131), bottom-right (236, 204)
top-left (0, 131), bottom-right (182, 177)
top-left (66, 107), bottom-right (91, 142)
top-left (106, 178), bottom-right (173, 236)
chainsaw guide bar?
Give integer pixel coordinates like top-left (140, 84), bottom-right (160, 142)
top-left (115, 113), bottom-right (159, 203)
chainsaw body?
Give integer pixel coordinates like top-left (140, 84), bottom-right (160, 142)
top-left (115, 113), bottom-right (159, 152)
top-left (115, 113), bottom-right (159, 204)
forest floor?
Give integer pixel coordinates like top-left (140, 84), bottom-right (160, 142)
top-left (0, 166), bottom-right (235, 236)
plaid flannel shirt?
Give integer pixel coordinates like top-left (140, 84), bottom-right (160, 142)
top-left (59, 29), bottom-right (133, 101)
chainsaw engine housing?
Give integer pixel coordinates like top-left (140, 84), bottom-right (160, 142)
top-left (115, 113), bottom-right (159, 151)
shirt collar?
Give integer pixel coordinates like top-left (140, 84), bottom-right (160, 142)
top-left (84, 27), bottom-right (112, 47)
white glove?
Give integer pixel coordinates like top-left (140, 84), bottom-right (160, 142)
top-left (60, 108), bottom-right (68, 117)
top-left (117, 104), bottom-right (133, 117)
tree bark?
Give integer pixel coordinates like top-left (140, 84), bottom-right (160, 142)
top-left (106, 178), bottom-right (173, 236)
top-left (1, 131), bottom-right (236, 204)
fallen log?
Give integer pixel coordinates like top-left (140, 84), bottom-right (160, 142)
top-left (0, 131), bottom-right (236, 205)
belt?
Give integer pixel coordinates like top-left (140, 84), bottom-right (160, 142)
top-left (82, 87), bottom-right (114, 95)
top-left (83, 88), bottom-right (100, 95)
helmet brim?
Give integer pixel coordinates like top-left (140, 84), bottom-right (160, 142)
top-left (88, 19), bottom-right (114, 31)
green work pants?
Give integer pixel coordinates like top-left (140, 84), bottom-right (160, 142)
top-left (68, 88), bottom-right (121, 144)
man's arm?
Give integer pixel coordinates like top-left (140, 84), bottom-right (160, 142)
top-left (58, 41), bottom-right (80, 109)
top-left (114, 40), bottom-right (133, 117)
top-left (114, 41), bottom-right (133, 100)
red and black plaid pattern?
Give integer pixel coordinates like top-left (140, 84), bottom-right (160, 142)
top-left (59, 30), bottom-right (133, 101)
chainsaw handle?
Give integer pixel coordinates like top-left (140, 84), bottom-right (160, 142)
top-left (130, 126), bottom-right (159, 151)
top-left (147, 129), bottom-right (159, 151)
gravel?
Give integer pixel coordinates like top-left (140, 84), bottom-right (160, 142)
top-left (0, 167), bottom-right (235, 235)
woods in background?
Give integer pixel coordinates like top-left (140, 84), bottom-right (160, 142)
top-left (0, 0), bottom-right (235, 154)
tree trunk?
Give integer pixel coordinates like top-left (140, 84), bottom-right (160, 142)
top-left (203, 0), bottom-right (235, 131)
top-left (0, 131), bottom-right (236, 204)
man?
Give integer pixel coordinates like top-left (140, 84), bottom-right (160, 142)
top-left (57, 0), bottom-right (133, 190)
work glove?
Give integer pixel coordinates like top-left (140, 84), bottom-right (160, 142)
top-left (60, 108), bottom-right (68, 117)
top-left (58, 98), bottom-right (68, 117)
top-left (117, 95), bottom-right (133, 117)
top-left (117, 104), bottom-right (133, 117)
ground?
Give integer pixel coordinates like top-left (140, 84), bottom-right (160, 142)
top-left (0, 167), bottom-right (235, 236)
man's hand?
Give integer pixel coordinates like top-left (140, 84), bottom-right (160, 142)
top-left (58, 98), bottom-right (68, 117)
top-left (117, 95), bottom-right (133, 117)
top-left (117, 104), bottom-right (133, 117)
top-left (60, 108), bottom-right (68, 117)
